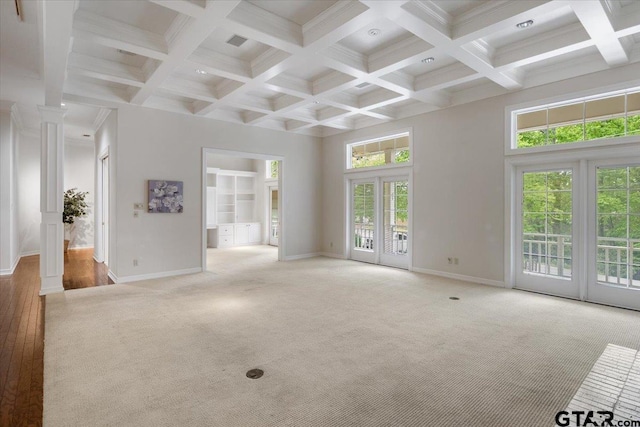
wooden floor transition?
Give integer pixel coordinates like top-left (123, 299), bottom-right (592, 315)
top-left (0, 249), bottom-right (111, 426)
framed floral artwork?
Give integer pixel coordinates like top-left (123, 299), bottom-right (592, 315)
top-left (148, 180), bottom-right (184, 213)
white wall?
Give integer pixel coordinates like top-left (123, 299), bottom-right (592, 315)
top-left (206, 154), bottom-right (256, 171)
top-left (113, 104), bottom-right (321, 280)
top-left (17, 132), bottom-right (39, 256)
top-left (321, 64), bottom-right (640, 284)
top-left (64, 142), bottom-right (95, 248)
top-left (0, 106), bottom-right (20, 274)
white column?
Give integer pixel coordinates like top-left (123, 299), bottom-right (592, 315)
top-left (38, 106), bottom-right (66, 295)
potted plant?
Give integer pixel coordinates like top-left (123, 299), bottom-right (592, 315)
top-left (63, 188), bottom-right (89, 253)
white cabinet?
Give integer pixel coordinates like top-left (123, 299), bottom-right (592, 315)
top-left (249, 223), bottom-right (261, 243)
top-left (213, 223), bottom-right (261, 248)
top-left (206, 168), bottom-right (262, 248)
top-left (235, 224), bottom-right (250, 245)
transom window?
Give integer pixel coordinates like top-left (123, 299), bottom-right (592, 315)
top-left (514, 89), bottom-right (640, 149)
top-left (266, 160), bottom-right (278, 179)
top-left (347, 132), bottom-right (410, 170)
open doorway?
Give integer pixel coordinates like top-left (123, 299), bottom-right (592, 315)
top-left (202, 149), bottom-right (284, 272)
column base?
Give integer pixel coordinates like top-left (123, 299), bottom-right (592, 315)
top-left (40, 276), bottom-right (64, 295)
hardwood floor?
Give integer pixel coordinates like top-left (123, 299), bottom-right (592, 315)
top-left (0, 249), bottom-right (111, 426)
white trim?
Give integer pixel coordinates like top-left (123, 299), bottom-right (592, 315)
top-left (111, 267), bottom-right (202, 284)
top-left (411, 266), bottom-right (505, 288)
top-left (319, 252), bottom-right (346, 259)
top-left (20, 250), bottom-right (40, 257)
top-left (0, 255), bottom-right (21, 276)
top-left (107, 270), bottom-right (117, 283)
top-left (67, 244), bottom-right (94, 250)
top-left (283, 253), bottom-right (321, 261)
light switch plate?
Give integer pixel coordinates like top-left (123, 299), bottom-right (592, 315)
top-left (134, 203), bottom-right (144, 210)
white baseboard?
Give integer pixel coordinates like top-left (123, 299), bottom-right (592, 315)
top-left (68, 245), bottom-right (94, 250)
top-left (318, 252), bottom-right (346, 259)
top-left (283, 252), bottom-right (321, 261)
top-left (107, 270), bottom-right (117, 283)
top-left (20, 250), bottom-right (40, 257)
top-left (114, 267), bottom-right (202, 284)
top-left (0, 255), bottom-right (21, 276)
top-left (410, 267), bottom-right (505, 288)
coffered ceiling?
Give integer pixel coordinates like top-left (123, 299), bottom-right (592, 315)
top-left (7, 0), bottom-right (640, 137)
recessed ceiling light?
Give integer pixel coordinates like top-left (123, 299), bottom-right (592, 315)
top-left (195, 69), bottom-right (208, 75)
top-left (61, 103), bottom-right (66, 107)
top-left (368, 28), bottom-right (381, 37)
top-left (313, 100), bottom-right (320, 104)
top-left (421, 57), bottom-right (435, 63)
top-left (516, 20), bottom-right (534, 29)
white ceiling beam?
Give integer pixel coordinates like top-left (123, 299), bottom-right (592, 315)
top-left (68, 52), bottom-right (146, 88)
top-left (160, 77), bottom-right (217, 103)
top-left (302, 1), bottom-right (372, 47)
top-left (413, 63), bottom-right (478, 92)
top-left (64, 78), bottom-right (131, 104)
top-left (147, 0), bottom-right (204, 18)
top-left (224, 1), bottom-right (303, 51)
top-left (452, 0), bottom-right (559, 43)
top-left (43, 0), bottom-right (75, 106)
top-left (73, 9), bottom-right (168, 61)
top-left (130, 0), bottom-right (241, 105)
top-left (493, 23), bottom-right (592, 69)
top-left (572, 0), bottom-right (630, 66)
top-left (188, 48), bottom-right (251, 82)
top-left (368, 37), bottom-right (435, 75)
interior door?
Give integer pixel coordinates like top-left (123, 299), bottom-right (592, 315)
top-left (515, 166), bottom-right (580, 299)
top-left (269, 187), bottom-right (278, 246)
top-left (351, 180), bottom-right (377, 264)
top-left (587, 161), bottom-right (640, 310)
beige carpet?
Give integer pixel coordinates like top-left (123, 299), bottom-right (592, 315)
top-left (44, 246), bottom-right (640, 426)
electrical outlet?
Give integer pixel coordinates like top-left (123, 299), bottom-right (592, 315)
top-left (133, 259), bottom-right (138, 267)
top-left (133, 211), bottom-right (139, 218)
top-left (134, 203), bottom-right (144, 210)
top-left (448, 257), bottom-right (452, 264)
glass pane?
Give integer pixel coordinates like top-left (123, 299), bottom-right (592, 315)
top-left (522, 170), bottom-right (572, 278)
top-left (270, 189), bottom-right (278, 240)
top-left (585, 95), bottom-right (625, 140)
top-left (353, 183), bottom-right (375, 251)
top-left (596, 166), bottom-right (640, 288)
top-left (383, 180), bottom-right (408, 255)
top-left (517, 130), bottom-right (547, 148)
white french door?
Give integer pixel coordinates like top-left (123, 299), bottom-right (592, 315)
top-left (515, 164), bottom-right (581, 299)
top-left (350, 176), bottom-right (409, 269)
top-left (587, 160), bottom-right (640, 310)
top-left (513, 158), bottom-right (640, 310)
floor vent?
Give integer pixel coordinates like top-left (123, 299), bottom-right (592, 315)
top-left (246, 369), bottom-right (264, 379)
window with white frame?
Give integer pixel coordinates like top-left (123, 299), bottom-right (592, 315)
top-left (347, 132), bottom-right (410, 170)
top-left (513, 89), bottom-right (640, 149)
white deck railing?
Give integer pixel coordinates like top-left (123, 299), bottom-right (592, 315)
top-left (523, 233), bottom-right (639, 288)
